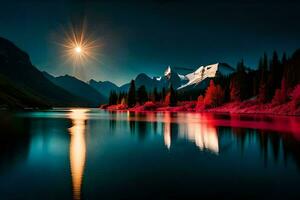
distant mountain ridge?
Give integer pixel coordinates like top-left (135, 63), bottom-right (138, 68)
top-left (90, 63), bottom-right (235, 94)
top-left (177, 63), bottom-right (235, 90)
top-left (89, 79), bottom-right (120, 98)
top-left (43, 72), bottom-right (107, 107)
top-left (0, 36), bottom-right (234, 109)
top-left (0, 37), bottom-right (98, 108)
top-left (0, 74), bottom-right (49, 109)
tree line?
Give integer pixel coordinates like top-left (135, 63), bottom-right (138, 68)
top-left (197, 49), bottom-right (300, 108)
top-left (108, 49), bottom-right (300, 109)
top-left (108, 81), bottom-right (178, 107)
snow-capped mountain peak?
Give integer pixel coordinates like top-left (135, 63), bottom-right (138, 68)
top-left (92, 62), bottom-right (234, 94)
top-left (155, 76), bottom-right (162, 81)
top-left (153, 63), bottom-right (234, 91)
top-left (164, 66), bottom-right (172, 78)
top-left (178, 74), bottom-right (188, 81)
top-left (178, 63), bottom-right (235, 90)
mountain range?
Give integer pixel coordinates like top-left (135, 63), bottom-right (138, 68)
top-left (0, 37), bottom-right (235, 109)
top-left (87, 63), bottom-right (235, 95)
top-left (88, 79), bottom-right (120, 98)
top-left (45, 62), bottom-right (235, 103)
top-left (43, 72), bottom-right (107, 107)
top-left (0, 37), bottom-right (96, 109)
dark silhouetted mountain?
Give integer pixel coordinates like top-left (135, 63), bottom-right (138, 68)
top-left (119, 73), bottom-right (162, 92)
top-left (0, 37), bottom-right (91, 108)
top-left (43, 72), bottom-right (107, 107)
top-left (135, 73), bottom-right (161, 90)
top-left (116, 64), bottom-right (234, 93)
top-left (89, 79), bottom-right (119, 98)
top-left (161, 66), bottom-right (185, 89)
top-left (0, 74), bottom-right (49, 109)
top-left (119, 83), bottom-right (130, 92)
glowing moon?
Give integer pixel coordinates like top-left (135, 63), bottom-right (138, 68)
top-left (58, 23), bottom-right (101, 66)
top-left (75, 46), bottom-right (82, 54)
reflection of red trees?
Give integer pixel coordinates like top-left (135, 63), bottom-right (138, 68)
top-left (163, 112), bottom-right (171, 149)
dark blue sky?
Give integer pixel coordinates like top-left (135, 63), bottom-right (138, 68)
top-left (1, 0), bottom-right (300, 85)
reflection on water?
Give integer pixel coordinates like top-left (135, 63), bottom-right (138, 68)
top-left (161, 113), bottom-right (218, 153)
top-left (0, 115), bottom-right (30, 173)
top-left (163, 113), bottom-right (171, 149)
top-left (1, 109), bottom-right (300, 199)
top-left (68, 109), bottom-right (88, 200)
top-left (180, 113), bottom-right (219, 153)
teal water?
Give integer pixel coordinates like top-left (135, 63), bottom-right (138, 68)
top-left (0, 108), bottom-right (300, 199)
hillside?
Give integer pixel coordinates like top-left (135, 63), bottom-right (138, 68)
top-left (0, 74), bottom-right (49, 109)
top-left (43, 72), bottom-right (107, 107)
top-left (0, 37), bottom-right (92, 108)
top-left (101, 63), bottom-right (234, 95)
top-left (89, 79), bottom-right (120, 98)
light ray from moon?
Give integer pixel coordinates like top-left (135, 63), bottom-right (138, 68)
top-left (57, 21), bottom-right (102, 67)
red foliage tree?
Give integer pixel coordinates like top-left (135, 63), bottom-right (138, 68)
top-left (196, 95), bottom-right (204, 110)
top-left (291, 84), bottom-right (300, 108)
top-left (204, 80), bottom-right (224, 108)
top-left (230, 78), bottom-right (240, 102)
top-left (215, 85), bottom-right (224, 106)
top-left (164, 92), bottom-right (171, 106)
top-left (272, 79), bottom-right (288, 105)
top-left (272, 89), bottom-right (282, 105)
top-left (258, 83), bottom-right (267, 103)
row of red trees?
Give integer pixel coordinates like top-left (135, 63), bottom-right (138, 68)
top-left (108, 49), bottom-right (300, 111)
top-left (108, 80), bottom-right (178, 108)
top-left (196, 80), bottom-right (224, 109)
top-left (196, 50), bottom-right (300, 110)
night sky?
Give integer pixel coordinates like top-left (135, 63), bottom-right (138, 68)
top-left (1, 0), bottom-right (300, 85)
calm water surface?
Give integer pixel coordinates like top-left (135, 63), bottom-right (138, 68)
top-left (1, 108), bottom-right (300, 199)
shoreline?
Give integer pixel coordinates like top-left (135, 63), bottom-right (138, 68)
top-left (103, 108), bottom-right (300, 117)
top-left (102, 100), bottom-right (300, 116)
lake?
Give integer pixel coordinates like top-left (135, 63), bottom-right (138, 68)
top-left (0, 108), bottom-right (300, 199)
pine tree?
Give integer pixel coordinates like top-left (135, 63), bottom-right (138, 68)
top-left (253, 59), bottom-right (263, 98)
top-left (109, 91), bottom-right (118, 105)
top-left (237, 60), bottom-right (248, 100)
top-left (169, 84), bottom-right (177, 107)
top-left (215, 85), bottom-right (224, 106)
top-left (258, 53), bottom-right (268, 103)
top-left (230, 76), bottom-right (240, 102)
top-left (258, 83), bottom-right (267, 103)
top-left (204, 80), bottom-right (224, 108)
top-left (267, 51), bottom-right (282, 100)
top-left (153, 87), bottom-right (159, 102)
top-left (272, 78), bottom-right (288, 105)
top-left (117, 92), bottom-right (122, 104)
top-left (284, 49), bottom-right (300, 89)
top-left (162, 87), bottom-right (166, 102)
top-left (280, 78), bottom-right (288, 103)
top-left (282, 52), bottom-right (287, 66)
top-left (137, 85), bottom-right (148, 105)
top-left (109, 91), bottom-right (113, 105)
top-left (127, 80), bottom-right (136, 107)
top-left (263, 53), bottom-right (269, 71)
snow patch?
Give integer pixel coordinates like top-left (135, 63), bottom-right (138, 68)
top-left (178, 63), bottom-right (234, 90)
